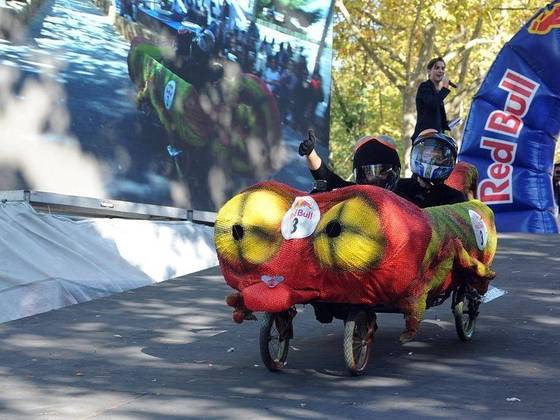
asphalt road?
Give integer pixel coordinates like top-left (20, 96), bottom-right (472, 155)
top-left (0, 233), bottom-right (558, 419)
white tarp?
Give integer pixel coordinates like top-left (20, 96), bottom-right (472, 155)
top-left (0, 201), bottom-right (217, 323)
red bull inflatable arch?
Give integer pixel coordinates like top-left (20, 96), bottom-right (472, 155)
top-left (459, 0), bottom-right (560, 233)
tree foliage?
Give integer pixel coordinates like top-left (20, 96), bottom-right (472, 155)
top-left (330, 0), bottom-right (546, 178)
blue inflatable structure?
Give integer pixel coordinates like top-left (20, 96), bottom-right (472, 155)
top-left (459, 0), bottom-right (560, 233)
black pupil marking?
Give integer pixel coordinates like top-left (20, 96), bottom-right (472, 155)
top-left (232, 224), bottom-right (244, 240)
top-left (326, 221), bottom-right (342, 238)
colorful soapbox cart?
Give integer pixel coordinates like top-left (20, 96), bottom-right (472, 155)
top-left (214, 178), bottom-right (497, 375)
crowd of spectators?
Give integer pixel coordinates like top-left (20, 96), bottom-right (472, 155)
top-left (125, 0), bottom-right (326, 134)
top-left (212, 23), bottom-right (325, 133)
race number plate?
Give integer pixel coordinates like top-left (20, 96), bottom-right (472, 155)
top-left (469, 209), bottom-right (489, 250)
top-left (163, 80), bottom-right (176, 110)
top-left (281, 196), bottom-right (320, 240)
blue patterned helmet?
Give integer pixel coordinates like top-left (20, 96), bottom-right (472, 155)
top-left (410, 132), bottom-right (457, 182)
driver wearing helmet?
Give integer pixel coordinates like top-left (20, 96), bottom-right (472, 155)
top-left (298, 130), bottom-right (401, 192)
top-left (173, 29), bottom-right (221, 89)
top-left (397, 130), bottom-right (467, 207)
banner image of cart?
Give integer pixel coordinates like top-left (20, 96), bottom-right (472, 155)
top-left (128, 37), bottom-right (281, 177)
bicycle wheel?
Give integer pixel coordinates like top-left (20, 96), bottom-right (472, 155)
top-left (452, 286), bottom-right (481, 341)
top-left (259, 312), bottom-right (291, 371)
top-left (343, 310), bottom-right (375, 375)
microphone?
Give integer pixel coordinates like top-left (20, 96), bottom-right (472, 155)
top-left (448, 81), bottom-right (458, 89)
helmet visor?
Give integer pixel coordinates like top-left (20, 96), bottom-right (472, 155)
top-left (410, 141), bottom-right (455, 181)
top-left (413, 142), bottom-right (455, 167)
top-left (353, 164), bottom-right (400, 190)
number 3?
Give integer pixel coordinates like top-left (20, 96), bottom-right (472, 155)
top-left (291, 217), bottom-right (299, 233)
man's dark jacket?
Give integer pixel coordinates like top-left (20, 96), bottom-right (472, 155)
top-left (310, 163), bottom-right (467, 208)
top-left (412, 79), bottom-right (450, 140)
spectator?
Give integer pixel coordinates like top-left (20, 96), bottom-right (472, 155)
top-left (264, 57), bottom-right (281, 95)
top-left (221, 0), bottom-right (230, 19)
top-left (277, 61), bottom-right (297, 122)
top-left (306, 71), bottom-right (324, 125)
top-left (253, 43), bottom-right (268, 76)
top-left (411, 56), bottom-right (451, 141)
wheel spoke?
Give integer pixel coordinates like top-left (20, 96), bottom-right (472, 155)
top-left (260, 312), bottom-right (291, 371)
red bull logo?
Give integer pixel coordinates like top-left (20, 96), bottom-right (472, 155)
top-left (293, 198), bottom-right (313, 209)
top-left (478, 69), bottom-right (538, 204)
top-left (528, 4), bottom-right (560, 35)
top-left (281, 195), bottom-right (320, 240)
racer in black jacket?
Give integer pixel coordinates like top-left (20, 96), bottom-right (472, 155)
top-left (398, 130), bottom-right (466, 207)
top-left (298, 130), bottom-right (466, 208)
top-left (298, 130), bottom-right (400, 192)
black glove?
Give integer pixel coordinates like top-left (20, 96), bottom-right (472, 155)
top-left (298, 129), bottom-right (316, 156)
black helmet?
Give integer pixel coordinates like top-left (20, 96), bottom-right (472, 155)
top-left (192, 29), bottom-right (215, 54)
top-left (352, 135), bottom-right (401, 191)
top-left (410, 132), bottom-right (457, 183)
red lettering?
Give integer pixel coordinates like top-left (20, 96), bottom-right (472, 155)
top-left (295, 209), bottom-right (313, 219)
top-left (485, 111), bottom-right (522, 137)
top-left (478, 178), bottom-right (512, 204)
top-left (476, 70), bottom-right (538, 206)
top-left (481, 137), bottom-right (517, 164)
top-left (505, 94), bottom-right (528, 117)
top-left (500, 80), bottom-right (532, 98)
top-left (478, 137), bottom-right (516, 204)
top-left (499, 70), bottom-right (539, 118)
top-left (503, 70), bottom-right (538, 91)
top-left (489, 162), bottom-right (511, 180)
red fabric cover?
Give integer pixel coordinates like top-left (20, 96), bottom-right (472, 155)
top-left (445, 161), bottom-right (479, 199)
top-left (215, 181), bottom-right (497, 339)
top-left (242, 282), bottom-right (320, 313)
top-left (216, 182), bottom-right (432, 307)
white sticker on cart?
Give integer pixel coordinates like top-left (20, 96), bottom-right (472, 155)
top-left (281, 196), bottom-right (320, 240)
top-left (163, 80), bottom-right (176, 110)
top-left (482, 285), bottom-right (506, 303)
top-left (261, 275), bottom-right (284, 288)
top-left (469, 209), bottom-right (488, 250)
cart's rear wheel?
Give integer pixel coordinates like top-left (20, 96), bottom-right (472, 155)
top-left (343, 310), bottom-right (375, 375)
top-left (452, 286), bottom-right (481, 341)
top-left (259, 311), bottom-right (292, 371)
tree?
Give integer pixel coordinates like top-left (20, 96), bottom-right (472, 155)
top-left (331, 0), bottom-right (544, 177)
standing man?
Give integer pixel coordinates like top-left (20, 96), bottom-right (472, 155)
top-left (412, 57), bottom-right (451, 141)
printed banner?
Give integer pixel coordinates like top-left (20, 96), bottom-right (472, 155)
top-left (459, 1), bottom-right (560, 233)
top-left (0, 0), bottom-right (334, 212)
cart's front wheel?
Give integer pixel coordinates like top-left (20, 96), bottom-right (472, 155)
top-left (343, 310), bottom-right (376, 375)
top-left (259, 311), bottom-right (292, 372)
top-left (452, 286), bottom-right (481, 341)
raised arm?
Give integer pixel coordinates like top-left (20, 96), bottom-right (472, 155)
top-left (298, 129), bottom-right (322, 170)
top-left (416, 81), bottom-right (450, 110)
top-left (299, 129), bottom-right (351, 190)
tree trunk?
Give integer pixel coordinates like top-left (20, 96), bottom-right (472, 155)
top-left (401, 84), bottom-right (417, 174)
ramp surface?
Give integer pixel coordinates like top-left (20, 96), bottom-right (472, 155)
top-left (0, 201), bottom-right (217, 323)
